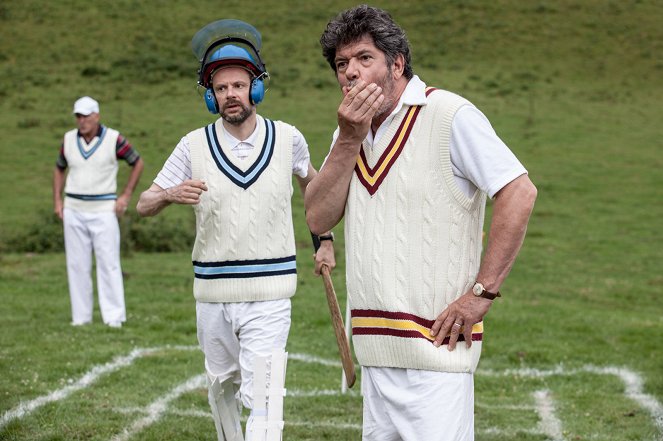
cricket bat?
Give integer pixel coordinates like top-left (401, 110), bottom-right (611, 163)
top-left (321, 265), bottom-right (356, 388)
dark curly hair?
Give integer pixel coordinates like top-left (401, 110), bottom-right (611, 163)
top-left (320, 5), bottom-right (413, 80)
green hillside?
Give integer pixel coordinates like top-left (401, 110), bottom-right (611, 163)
top-left (1, 0), bottom-right (660, 247)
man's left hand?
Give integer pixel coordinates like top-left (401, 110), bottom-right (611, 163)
top-left (430, 292), bottom-right (493, 351)
top-left (115, 194), bottom-right (130, 218)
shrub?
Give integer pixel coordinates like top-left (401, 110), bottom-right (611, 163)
top-left (6, 209), bottom-right (64, 253)
top-left (5, 209), bottom-right (195, 253)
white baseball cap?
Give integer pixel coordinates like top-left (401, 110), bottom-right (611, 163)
top-left (73, 96), bottom-right (99, 115)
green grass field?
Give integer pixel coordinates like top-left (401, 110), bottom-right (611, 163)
top-left (1, 1), bottom-right (662, 440)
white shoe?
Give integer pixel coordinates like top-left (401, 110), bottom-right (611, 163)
top-left (71, 321), bottom-right (91, 326)
top-left (107, 321), bottom-right (123, 328)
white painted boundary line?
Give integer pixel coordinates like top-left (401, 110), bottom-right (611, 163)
top-left (0, 347), bottom-right (338, 430)
top-left (0, 345), bottom-right (196, 430)
top-left (110, 375), bottom-right (205, 441)
top-left (114, 406), bottom-right (363, 432)
top-left (112, 390), bottom-right (544, 441)
top-left (589, 365), bottom-right (663, 435)
top-left (288, 388), bottom-right (361, 398)
top-left (533, 389), bottom-right (564, 441)
top-left (113, 403), bottom-right (586, 439)
top-left (3, 347), bottom-right (662, 439)
top-left (112, 402), bottom-right (569, 439)
top-left (287, 352), bottom-right (342, 367)
top-left (480, 426), bottom-right (549, 436)
top-left (476, 403), bottom-right (534, 410)
top-left (481, 364), bottom-right (663, 434)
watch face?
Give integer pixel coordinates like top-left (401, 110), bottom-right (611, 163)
top-left (473, 283), bottom-right (484, 296)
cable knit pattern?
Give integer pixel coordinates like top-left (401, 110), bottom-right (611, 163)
top-left (247, 184), bottom-right (259, 257)
top-left (370, 189), bottom-right (385, 303)
top-left (421, 168), bottom-right (440, 314)
top-left (189, 129), bottom-right (208, 252)
top-left (446, 204), bottom-right (463, 302)
top-left (271, 127), bottom-right (293, 253)
top-left (394, 141), bottom-right (409, 311)
top-left (345, 178), bottom-right (366, 306)
top-left (188, 116), bottom-right (296, 303)
top-left (346, 87), bottom-right (487, 373)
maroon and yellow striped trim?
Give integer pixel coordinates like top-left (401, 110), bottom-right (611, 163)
top-left (351, 308), bottom-right (483, 346)
top-left (354, 87), bottom-right (438, 195)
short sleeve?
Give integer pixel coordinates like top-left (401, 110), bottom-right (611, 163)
top-left (153, 136), bottom-right (192, 189)
top-left (450, 105), bottom-right (527, 198)
top-left (291, 127), bottom-right (311, 178)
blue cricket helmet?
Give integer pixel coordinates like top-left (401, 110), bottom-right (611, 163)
top-left (192, 19), bottom-right (268, 88)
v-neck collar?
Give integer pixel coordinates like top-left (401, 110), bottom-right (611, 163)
top-left (217, 119), bottom-right (261, 166)
top-left (77, 125), bottom-right (107, 160)
top-left (354, 87), bottom-right (437, 195)
top-left (205, 116), bottom-right (276, 190)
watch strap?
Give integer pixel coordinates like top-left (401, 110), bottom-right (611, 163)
top-left (474, 281), bottom-right (501, 300)
top-left (480, 289), bottom-right (501, 300)
top-left (310, 232), bottom-right (333, 253)
top-left (310, 231), bottom-right (321, 253)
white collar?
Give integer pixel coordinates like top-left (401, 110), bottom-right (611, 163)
top-left (221, 119), bottom-right (260, 148)
top-left (392, 74), bottom-right (428, 114)
top-left (369, 75), bottom-right (427, 146)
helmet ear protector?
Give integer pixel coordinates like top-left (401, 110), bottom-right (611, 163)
top-left (203, 72), bottom-right (267, 113)
top-left (204, 87), bottom-right (219, 114)
top-left (197, 36), bottom-right (269, 114)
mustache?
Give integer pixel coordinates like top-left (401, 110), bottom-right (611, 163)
top-left (223, 99), bottom-right (244, 109)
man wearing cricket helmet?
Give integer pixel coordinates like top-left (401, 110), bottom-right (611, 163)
top-left (137, 19), bottom-right (334, 441)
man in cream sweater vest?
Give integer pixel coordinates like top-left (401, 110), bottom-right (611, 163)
top-left (136, 20), bottom-right (334, 441)
top-left (53, 96), bottom-right (144, 328)
top-left (305, 6), bottom-right (537, 441)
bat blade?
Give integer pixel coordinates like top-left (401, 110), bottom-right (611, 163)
top-left (321, 265), bottom-right (356, 388)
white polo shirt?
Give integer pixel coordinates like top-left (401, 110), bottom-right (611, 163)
top-left (154, 118), bottom-right (310, 189)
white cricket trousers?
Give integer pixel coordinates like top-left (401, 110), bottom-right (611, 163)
top-left (196, 299), bottom-right (291, 409)
top-left (63, 208), bottom-right (125, 325)
top-left (362, 366), bottom-right (474, 441)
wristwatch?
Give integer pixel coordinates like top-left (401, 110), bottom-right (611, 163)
top-left (472, 282), bottom-right (501, 300)
top-left (311, 231), bottom-right (334, 252)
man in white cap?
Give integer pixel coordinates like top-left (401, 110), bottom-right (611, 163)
top-left (53, 96), bottom-right (144, 328)
top-left (137, 19), bottom-right (335, 441)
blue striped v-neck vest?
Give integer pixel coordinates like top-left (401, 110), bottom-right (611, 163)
top-left (62, 126), bottom-right (120, 212)
top-left (188, 116), bottom-right (297, 303)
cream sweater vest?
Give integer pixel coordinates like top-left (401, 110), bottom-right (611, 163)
top-left (346, 88), bottom-right (487, 373)
top-left (189, 116), bottom-right (297, 303)
top-left (63, 126), bottom-right (119, 212)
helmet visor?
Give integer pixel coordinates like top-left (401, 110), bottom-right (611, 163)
top-left (192, 19), bottom-right (263, 67)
